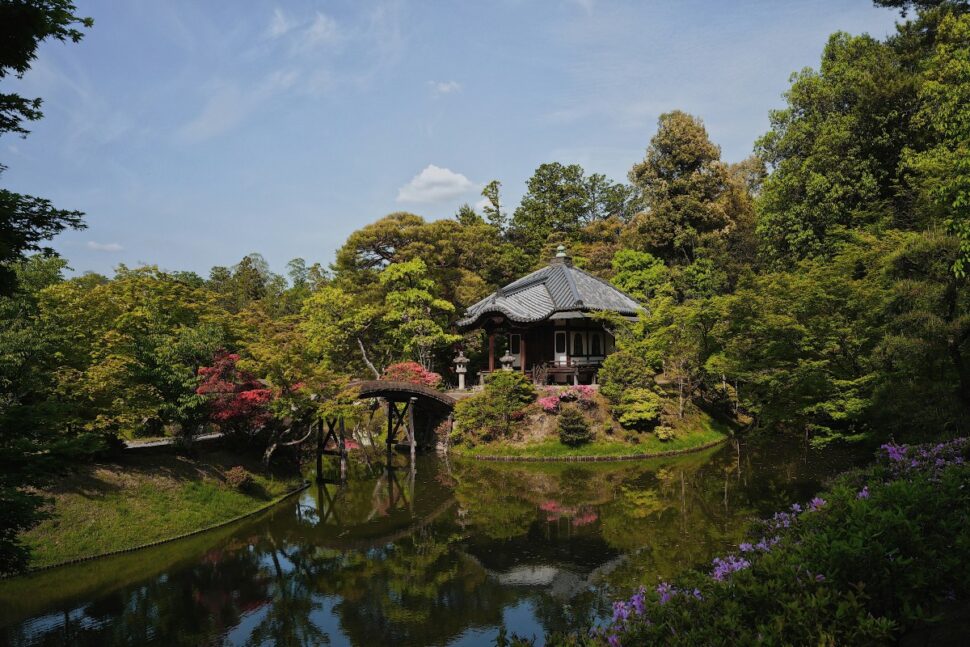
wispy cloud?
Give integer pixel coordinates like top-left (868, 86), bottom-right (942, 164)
top-left (397, 164), bottom-right (476, 203)
top-left (267, 8), bottom-right (294, 39)
top-left (86, 241), bottom-right (124, 252)
top-left (298, 12), bottom-right (341, 50)
top-left (428, 80), bottom-right (461, 96)
top-left (178, 70), bottom-right (299, 142)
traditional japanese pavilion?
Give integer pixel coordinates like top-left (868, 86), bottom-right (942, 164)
top-left (456, 245), bottom-right (642, 385)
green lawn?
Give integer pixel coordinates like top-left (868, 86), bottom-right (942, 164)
top-left (23, 450), bottom-right (303, 568)
top-left (456, 410), bottom-right (731, 459)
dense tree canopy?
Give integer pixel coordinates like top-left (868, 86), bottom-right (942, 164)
top-left (2, 0), bottom-right (970, 573)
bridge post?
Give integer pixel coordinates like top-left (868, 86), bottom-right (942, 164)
top-left (408, 396), bottom-right (417, 465)
top-left (339, 416), bottom-right (347, 482)
top-left (315, 419), bottom-right (324, 484)
top-left (386, 399), bottom-right (393, 467)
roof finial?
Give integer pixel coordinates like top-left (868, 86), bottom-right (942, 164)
top-left (556, 244), bottom-right (567, 258)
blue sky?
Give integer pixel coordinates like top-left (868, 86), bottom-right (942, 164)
top-left (3, 0), bottom-right (900, 277)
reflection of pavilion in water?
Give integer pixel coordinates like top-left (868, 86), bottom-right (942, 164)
top-left (461, 499), bottom-right (624, 602)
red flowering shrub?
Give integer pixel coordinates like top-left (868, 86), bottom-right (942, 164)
top-left (196, 351), bottom-right (274, 434)
top-left (382, 362), bottom-right (443, 389)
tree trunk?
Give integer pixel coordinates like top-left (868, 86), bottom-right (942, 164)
top-left (948, 338), bottom-right (970, 403)
top-left (357, 336), bottom-right (381, 379)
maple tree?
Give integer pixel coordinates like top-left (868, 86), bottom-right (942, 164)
top-left (196, 351), bottom-right (273, 435)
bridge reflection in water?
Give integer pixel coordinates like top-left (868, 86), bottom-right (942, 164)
top-left (0, 441), bottom-right (867, 647)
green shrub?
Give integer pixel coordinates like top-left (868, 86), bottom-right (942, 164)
top-left (453, 370), bottom-right (537, 444)
top-left (616, 388), bottom-right (664, 431)
top-left (654, 425), bottom-right (675, 441)
top-left (598, 349), bottom-right (657, 404)
top-left (485, 370), bottom-right (536, 407)
top-left (224, 465), bottom-right (254, 492)
top-left (557, 405), bottom-right (593, 447)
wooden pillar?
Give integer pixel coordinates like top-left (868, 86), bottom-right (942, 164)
top-left (488, 332), bottom-right (496, 372)
top-left (408, 397), bottom-right (417, 465)
top-left (386, 400), bottom-right (394, 466)
top-left (338, 417), bottom-right (347, 482)
top-left (565, 320), bottom-right (571, 367)
top-left (520, 334), bottom-right (527, 374)
top-left (315, 419), bottom-right (323, 484)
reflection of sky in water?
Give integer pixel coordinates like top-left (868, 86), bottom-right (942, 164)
top-left (0, 440), bottom-right (867, 646)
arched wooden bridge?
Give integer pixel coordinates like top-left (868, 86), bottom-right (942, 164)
top-left (356, 380), bottom-right (456, 411)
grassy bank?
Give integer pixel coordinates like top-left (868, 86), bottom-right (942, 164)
top-left (455, 410), bottom-right (730, 459)
top-left (21, 450), bottom-right (302, 568)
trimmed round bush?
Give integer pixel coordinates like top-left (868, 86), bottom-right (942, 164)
top-left (224, 465), bottom-right (255, 492)
top-left (558, 405), bottom-right (593, 447)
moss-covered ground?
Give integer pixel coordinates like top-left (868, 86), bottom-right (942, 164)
top-left (21, 450), bottom-right (302, 567)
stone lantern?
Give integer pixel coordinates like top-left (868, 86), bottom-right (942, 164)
top-left (453, 351), bottom-right (470, 390)
top-left (499, 351), bottom-right (516, 371)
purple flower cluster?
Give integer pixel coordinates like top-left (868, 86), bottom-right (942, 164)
top-left (879, 438), bottom-right (970, 479)
top-left (807, 497), bottom-right (826, 512)
top-left (739, 535), bottom-right (780, 554)
top-left (656, 581), bottom-right (703, 604)
top-left (857, 486), bottom-right (870, 500)
top-left (711, 555), bottom-right (751, 581)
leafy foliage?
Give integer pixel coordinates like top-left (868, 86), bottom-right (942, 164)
top-left (452, 371), bottom-right (536, 445)
top-left (196, 352), bottom-right (273, 436)
top-left (525, 438), bottom-right (970, 646)
top-left (557, 405), bottom-right (593, 447)
top-left (382, 361), bottom-right (443, 388)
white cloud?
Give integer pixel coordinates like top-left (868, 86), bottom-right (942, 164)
top-left (267, 8), bottom-right (294, 38)
top-left (428, 80), bottom-right (461, 96)
top-left (397, 165), bottom-right (476, 203)
top-left (178, 70), bottom-right (299, 142)
top-left (299, 12), bottom-right (341, 50)
top-left (86, 241), bottom-right (124, 252)
top-left (269, 9), bottom-right (341, 52)
top-left (474, 197), bottom-right (491, 213)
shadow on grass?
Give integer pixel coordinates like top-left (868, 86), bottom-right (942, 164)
top-left (48, 449), bottom-right (297, 500)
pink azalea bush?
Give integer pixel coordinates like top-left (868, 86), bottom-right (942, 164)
top-left (539, 385), bottom-right (597, 413)
top-left (381, 361), bottom-right (443, 389)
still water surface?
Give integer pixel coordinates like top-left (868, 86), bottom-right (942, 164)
top-left (0, 440), bottom-right (866, 646)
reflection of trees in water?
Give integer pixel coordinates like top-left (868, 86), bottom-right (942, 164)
top-left (5, 443), bottom-right (864, 646)
top-left (4, 541), bottom-right (273, 646)
top-left (243, 535), bottom-right (330, 647)
top-left (269, 526), bottom-right (521, 646)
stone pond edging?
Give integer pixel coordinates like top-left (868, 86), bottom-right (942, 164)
top-left (5, 480), bottom-right (311, 578)
top-left (457, 436), bottom-right (730, 463)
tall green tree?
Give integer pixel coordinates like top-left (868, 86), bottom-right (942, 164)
top-left (510, 162), bottom-right (634, 257)
top-left (626, 111), bottom-right (733, 265)
top-left (379, 258), bottom-right (459, 371)
top-left (0, 0), bottom-right (92, 296)
top-left (755, 30), bottom-right (919, 264)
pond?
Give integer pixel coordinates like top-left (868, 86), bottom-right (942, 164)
top-left (0, 439), bottom-right (868, 646)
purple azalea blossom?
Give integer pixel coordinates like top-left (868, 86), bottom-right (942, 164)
top-left (881, 442), bottom-right (907, 462)
top-left (612, 601), bottom-right (630, 623)
top-left (630, 587), bottom-right (646, 615)
top-left (807, 497), bottom-right (826, 512)
top-left (711, 555), bottom-right (751, 581)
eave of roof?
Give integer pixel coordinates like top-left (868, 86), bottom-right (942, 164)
top-left (455, 259), bottom-right (642, 330)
